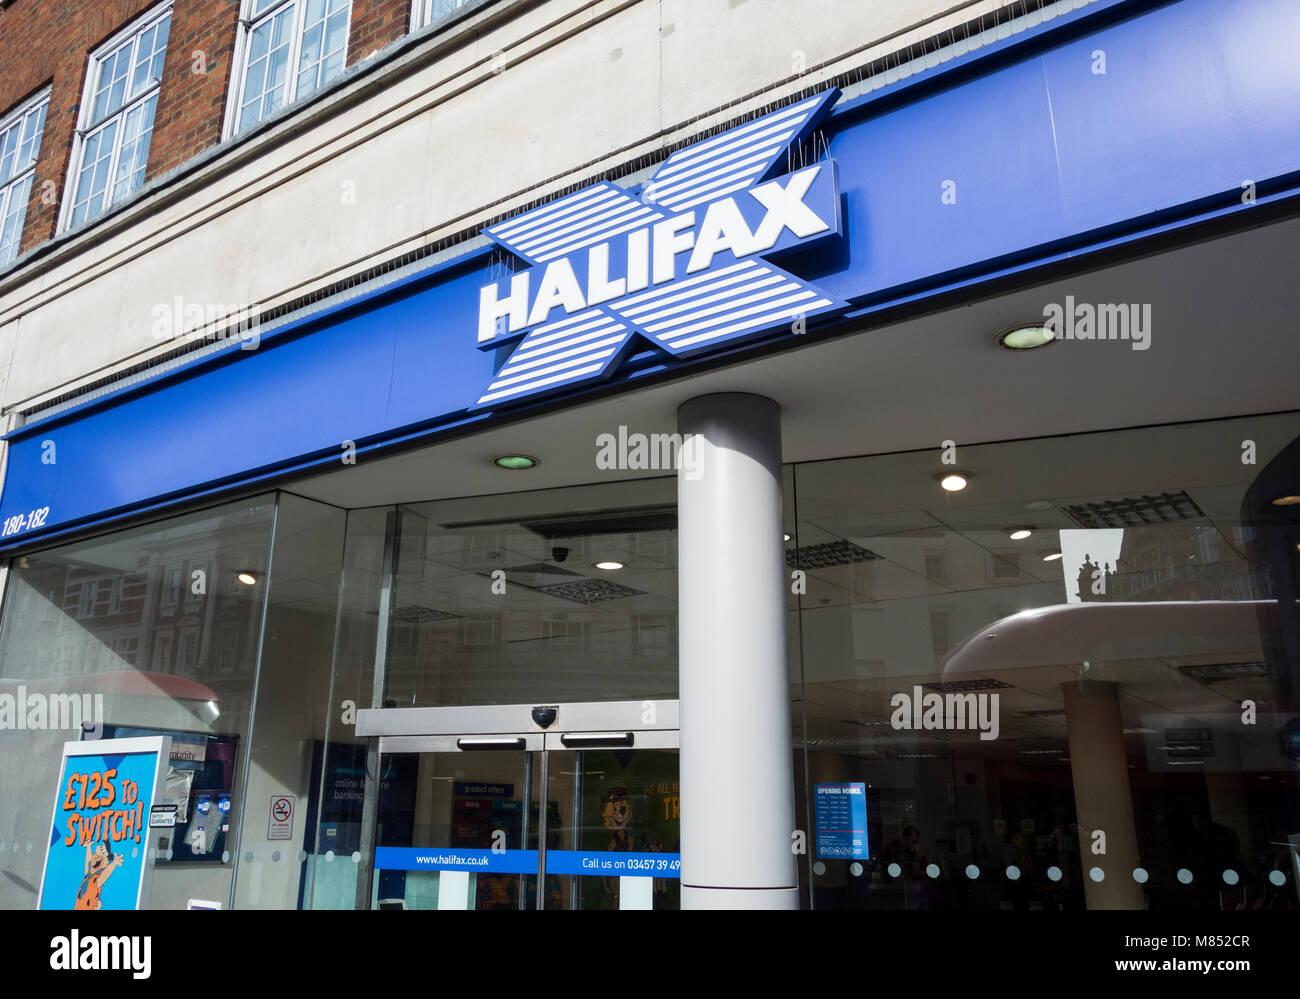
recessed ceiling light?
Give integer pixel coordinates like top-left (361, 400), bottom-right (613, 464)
top-left (784, 533), bottom-right (791, 542)
top-left (492, 454), bottom-right (539, 470)
top-left (996, 325), bottom-right (1056, 350)
top-left (1272, 495), bottom-right (1300, 506)
top-left (593, 560), bottom-right (624, 571)
top-left (936, 471), bottom-right (971, 492)
top-left (1039, 548), bottom-right (1062, 562)
top-left (237, 572), bottom-right (258, 586)
top-left (1006, 526), bottom-right (1035, 540)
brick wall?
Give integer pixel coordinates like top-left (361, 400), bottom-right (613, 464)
top-left (348, 0), bottom-right (411, 66)
top-left (148, 0), bottom-right (240, 178)
top-left (0, 0), bottom-right (419, 264)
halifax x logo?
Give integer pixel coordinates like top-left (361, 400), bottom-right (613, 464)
top-left (473, 88), bottom-right (847, 409)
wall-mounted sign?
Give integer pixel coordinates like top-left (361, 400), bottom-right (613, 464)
top-left (268, 794), bottom-right (295, 840)
top-left (814, 782), bottom-right (868, 860)
top-left (474, 89), bottom-right (846, 408)
top-left (37, 736), bottom-right (170, 910)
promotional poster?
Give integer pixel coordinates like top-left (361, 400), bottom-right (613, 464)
top-left (37, 737), bottom-right (170, 911)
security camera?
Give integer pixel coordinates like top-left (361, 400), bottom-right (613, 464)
top-left (552, 546), bottom-right (569, 563)
top-left (532, 706), bottom-right (558, 728)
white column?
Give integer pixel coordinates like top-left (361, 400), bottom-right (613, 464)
top-left (677, 393), bottom-right (797, 909)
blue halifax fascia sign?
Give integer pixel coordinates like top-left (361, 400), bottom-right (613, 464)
top-left (2, 0), bottom-right (1300, 549)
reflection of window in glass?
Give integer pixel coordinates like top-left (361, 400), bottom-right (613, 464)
top-left (929, 608), bottom-right (952, 658)
top-left (991, 552), bottom-right (1021, 579)
top-left (78, 580), bottom-right (99, 619)
top-left (634, 533), bottom-right (670, 562)
top-left (162, 566), bottom-right (182, 608)
top-left (543, 612), bottom-right (588, 650)
top-left (0, 88), bottom-right (50, 266)
top-left (111, 636), bottom-right (139, 667)
top-left (462, 613), bottom-right (497, 650)
top-left (230, 0), bottom-right (353, 135)
top-left (179, 630), bottom-right (200, 675)
top-left (925, 551), bottom-right (948, 584)
top-left (634, 615), bottom-right (674, 657)
top-left (108, 578), bottom-right (124, 615)
top-left (153, 631), bottom-right (173, 673)
top-left (225, 555), bottom-right (257, 596)
top-left (63, 4), bottom-right (172, 230)
top-left (219, 629), bottom-right (238, 673)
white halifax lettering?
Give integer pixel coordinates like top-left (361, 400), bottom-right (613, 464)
top-left (478, 164), bottom-right (829, 343)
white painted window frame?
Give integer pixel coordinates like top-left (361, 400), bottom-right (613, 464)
top-left (0, 86), bottom-right (51, 266)
top-left (224, 0), bottom-right (355, 139)
top-left (411, 0), bottom-right (477, 32)
top-left (58, 1), bottom-right (173, 235)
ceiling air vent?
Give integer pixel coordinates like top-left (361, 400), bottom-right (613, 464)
top-left (1177, 661), bottom-right (1271, 684)
top-left (391, 606), bottom-right (462, 624)
top-left (1063, 490), bottom-right (1205, 529)
top-left (536, 579), bottom-right (646, 604)
top-left (923, 678), bottom-right (1012, 692)
top-left (786, 539), bottom-right (881, 569)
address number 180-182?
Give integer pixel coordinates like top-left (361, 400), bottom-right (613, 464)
top-left (2, 506), bottom-right (50, 537)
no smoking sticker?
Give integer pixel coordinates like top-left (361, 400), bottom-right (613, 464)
top-left (268, 794), bottom-right (295, 840)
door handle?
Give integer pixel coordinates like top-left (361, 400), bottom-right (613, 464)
top-left (559, 732), bottom-right (634, 748)
top-left (456, 737), bottom-right (526, 751)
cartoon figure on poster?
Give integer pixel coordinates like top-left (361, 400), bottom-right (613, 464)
top-left (75, 841), bottom-right (126, 910)
top-left (598, 787), bottom-right (664, 906)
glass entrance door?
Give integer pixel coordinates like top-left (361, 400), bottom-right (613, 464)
top-left (368, 730), bottom-right (679, 910)
top-left (371, 734), bottom-right (542, 910)
top-left (545, 741), bottom-right (681, 910)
